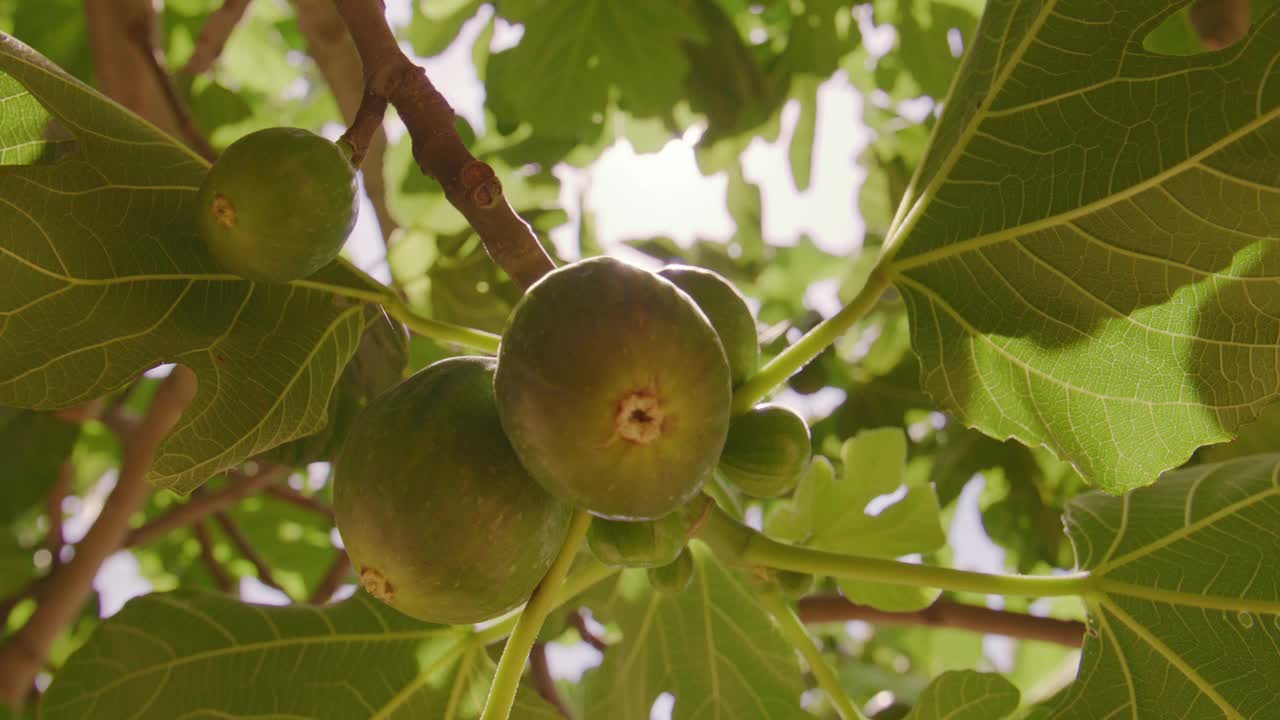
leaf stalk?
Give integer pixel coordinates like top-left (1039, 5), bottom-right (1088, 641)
top-left (481, 510), bottom-right (594, 720)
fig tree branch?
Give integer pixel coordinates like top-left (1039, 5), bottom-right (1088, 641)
top-left (530, 643), bottom-right (575, 720)
top-left (194, 520), bottom-right (235, 593)
top-left (213, 512), bottom-right (289, 596)
top-left (338, 90), bottom-right (387, 168)
top-left (0, 369), bottom-right (197, 708)
top-left (83, 0), bottom-right (181, 137)
top-left (293, 0), bottom-right (399, 249)
top-left (266, 484), bottom-right (333, 517)
top-left (126, 13), bottom-right (218, 161)
top-left (796, 595), bottom-right (1085, 648)
top-left (568, 609), bottom-right (609, 652)
top-left (331, 0), bottom-right (556, 290)
top-left (183, 0), bottom-right (254, 75)
top-left (124, 464), bottom-right (289, 548)
top-left (309, 551), bottom-right (351, 604)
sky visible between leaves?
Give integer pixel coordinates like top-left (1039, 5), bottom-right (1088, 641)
top-left (77, 3), bottom-right (1016, 716)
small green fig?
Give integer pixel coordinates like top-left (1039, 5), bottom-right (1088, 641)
top-left (719, 403), bottom-right (812, 498)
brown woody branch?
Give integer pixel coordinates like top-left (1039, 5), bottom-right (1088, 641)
top-left (124, 465), bottom-right (289, 548)
top-left (331, 0), bottom-right (556, 290)
top-left (338, 90), bottom-right (388, 168)
top-left (1191, 0), bottom-right (1249, 50)
top-left (193, 520), bottom-right (234, 593)
top-left (0, 369), bottom-right (198, 708)
top-left (292, 0), bottom-right (399, 247)
top-left (530, 643), bottom-right (575, 720)
top-left (796, 595), bottom-right (1084, 648)
top-left (265, 484), bottom-right (333, 517)
top-left (183, 0), bottom-right (255, 76)
top-left (568, 609), bottom-right (609, 653)
top-left (128, 18), bottom-right (218, 161)
top-left (309, 551), bottom-right (351, 604)
top-left (213, 512), bottom-right (288, 596)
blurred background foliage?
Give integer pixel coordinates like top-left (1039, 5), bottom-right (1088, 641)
top-left (0, 0), bottom-right (1252, 714)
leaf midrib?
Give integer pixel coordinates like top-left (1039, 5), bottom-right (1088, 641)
top-left (1100, 597), bottom-right (1246, 720)
top-left (889, 107), bottom-right (1280, 274)
top-left (40, 626), bottom-right (456, 717)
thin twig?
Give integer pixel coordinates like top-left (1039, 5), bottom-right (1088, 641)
top-left (264, 484), bottom-right (333, 517)
top-left (213, 512), bottom-right (289, 597)
top-left (0, 369), bottom-right (198, 708)
top-left (568, 609), bottom-right (609, 653)
top-left (332, 0), bottom-right (556, 290)
top-left (193, 521), bottom-right (234, 593)
top-left (45, 462), bottom-right (74, 568)
top-left (291, 0), bottom-right (400, 255)
top-left (182, 0), bottom-right (254, 75)
top-left (529, 643), bottom-right (575, 720)
top-left (796, 595), bottom-right (1084, 648)
top-left (128, 18), bottom-right (218, 160)
top-left (124, 465), bottom-right (289, 548)
top-left (337, 89), bottom-right (387, 168)
top-left (309, 551), bottom-right (351, 605)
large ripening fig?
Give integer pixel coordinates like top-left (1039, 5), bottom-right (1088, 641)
top-left (657, 265), bottom-right (760, 386)
top-left (333, 356), bottom-right (572, 625)
top-left (197, 127), bottom-right (357, 282)
top-left (495, 257), bottom-right (733, 520)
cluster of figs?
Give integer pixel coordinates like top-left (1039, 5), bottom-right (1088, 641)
top-left (195, 128), bottom-right (814, 625)
top-left (336, 258), bottom-right (815, 623)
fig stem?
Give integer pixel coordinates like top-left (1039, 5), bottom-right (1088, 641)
top-left (382, 296), bottom-right (502, 354)
top-left (695, 503), bottom-right (1093, 598)
top-left (470, 558), bottom-right (617, 649)
top-left (731, 269), bottom-right (893, 414)
top-left (758, 589), bottom-right (868, 720)
top-left (291, 276), bottom-right (501, 353)
top-left (481, 509), bottom-right (594, 720)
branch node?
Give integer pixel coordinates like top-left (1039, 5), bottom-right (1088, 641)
top-left (460, 161), bottom-right (503, 208)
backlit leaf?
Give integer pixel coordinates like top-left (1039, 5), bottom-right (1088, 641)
top-left (0, 35), bottom-right (383, 493)
top-left (1048, 454), bottom-right (1280, 718)
top-left (882, 2), bottom-right (1280, 493)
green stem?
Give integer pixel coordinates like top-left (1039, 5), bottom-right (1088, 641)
top-left (480, 510), bottom-right (593, 720)
top-left (697, 504), bottom-right (1090, 598)
top-left (759, 590), bottom-right (867, 720)
top-left (291, 277), bottom-right (502, 354)
top-left (470, 559), bottom-right (618, 648)
top-left (383, 296), bottom-right (502, 354)
top-left (731, 270), bottom-right (893, 414)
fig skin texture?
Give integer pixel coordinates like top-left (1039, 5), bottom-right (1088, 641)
top-left (333, 356), bottom-right (572, 625)
top-left (587, 512), bottom-right (687, 569)
top-left (197, 127), bottom-right (357, 282)
top-left (648, 548), bottom-right (695, 595)
top-left (657, 265), bottom-right (760, 386)
top-left (495, 257), bottom-right (733, 521)
top-left (719, 403), bottom-right (812, 498)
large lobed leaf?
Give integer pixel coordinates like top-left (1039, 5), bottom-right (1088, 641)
top-left (766, 429), bottom-right (947, 611)
top-left (40, 591), bottom-right (558, 719)
top-left (581, 543), bottom-right (807, 719)
top-left (1049, 454), bottom-right (1280, 718)
top-left (883, 1), bottom-right (1280, 493)
top-left (903, 670), bottom-right (1020, 720)
top-left (0, 34), bottom-right (386, 493)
